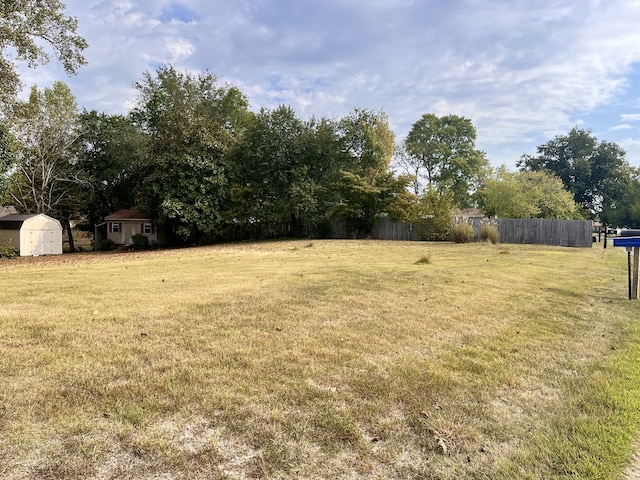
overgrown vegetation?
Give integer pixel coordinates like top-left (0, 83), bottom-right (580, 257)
top-left (0, 238), bottom-right (17, 257)
top-left (416, 188), bottom-right (455, 241)
top-left (415, 252), bottom-right (433, 264)
top-left (1, 240), bottom-right (639, 478)
top-left (451, 223), bottom-right (475, 243)
top-left (480, 223), bottom-right (500, 244)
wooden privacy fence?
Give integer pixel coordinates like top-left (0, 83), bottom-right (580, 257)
top-left (330, 218), bottom-right (419, 241)
top-left (330, 217), bottom-right (593, 247)
top-left (368, 217), bottom-right (420, 241)
top-left (492, 218), bottom-right (593, 247)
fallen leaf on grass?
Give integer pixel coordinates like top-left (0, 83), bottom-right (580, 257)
top-left (437, 437), bottom-right (449, 455)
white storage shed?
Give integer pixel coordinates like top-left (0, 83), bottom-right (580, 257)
top-left (0, 213), bottom-right (63, 256)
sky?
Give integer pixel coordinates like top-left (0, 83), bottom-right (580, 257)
top-left (15, 0), bottom-right (640, 169)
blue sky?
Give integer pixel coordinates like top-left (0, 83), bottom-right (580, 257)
top-left (16, 0), bottom-right (640, 169)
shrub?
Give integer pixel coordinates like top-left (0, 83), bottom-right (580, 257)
top-left (415, 252), bottom-right (432, 264)
top-left (451, 223), bottom-right (475, 243)
top-left (101, 238), bottom-right (116, 251)
top-left (418, 216), bottom-right (453, 241)
top-left (131, 234), bottom-right (150, 250)
top-left (480, 224), bottom-right (500, 244)
top-left (0, 239), bottom-right (18, 258)
top-left (416, 188), bottom-right (455, 241)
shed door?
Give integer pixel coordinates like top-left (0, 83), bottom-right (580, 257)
top-left (22, 229), bottom-right (54, 256)
top-left (21, 229), bottom-right (37, 256)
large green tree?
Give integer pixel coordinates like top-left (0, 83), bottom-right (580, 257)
top-left (7, 81), bottom-right (85, 247)
top-left (415, 187), bottom-right (455, 241)
top-left (74, 110), bottom-right (148, 233)
top-left (131, 65), bottom-right (249, 244)
top-left (333, 108), bottom-right (410, 237)
top-left (229, 106), bottom-right (341, 238)
top-left (599, 166), bottom-right (640, 228)
top-left (517, 127), bottom-right (629, 220)
top-left (478, 167), bottom-right (581, 219)
top-left (0, 0), bottom-right (87, 106)
top-left (403, 113), bottom-right (489, 207)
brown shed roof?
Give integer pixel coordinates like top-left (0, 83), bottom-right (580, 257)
top-left (105, 209), bottom-right (151, 221)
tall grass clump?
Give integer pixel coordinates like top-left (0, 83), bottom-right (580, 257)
top-left (451, 223), bottom-right (475, 243)
top-left (480, 224), bottom-right (500, 244)
top-left (415, 252), bottom-right (433, 264)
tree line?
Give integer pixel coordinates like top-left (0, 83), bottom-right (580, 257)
top-left (2, 3), bottom-right (640, 248)
top-left (0, 67), bottom-right (417, 246)
top-left (1, 66), bottom-right (640, 248)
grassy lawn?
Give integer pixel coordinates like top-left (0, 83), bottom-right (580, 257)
top-left (1, 239), bottom-right (640, 479)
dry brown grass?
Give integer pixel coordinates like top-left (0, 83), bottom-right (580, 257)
top-left (1, 240), bottom-right (640, 479)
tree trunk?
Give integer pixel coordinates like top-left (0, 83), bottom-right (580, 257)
top-left (63, 218), bottom-right (76, 253)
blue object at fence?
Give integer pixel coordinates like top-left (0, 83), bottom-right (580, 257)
top-left (613, 237), bottom-right (640, 247)
top-left (613, 237), bottom-right (640, 300)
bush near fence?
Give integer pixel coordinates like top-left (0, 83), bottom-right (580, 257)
top-left (329, 217), bottom-right (593, 248)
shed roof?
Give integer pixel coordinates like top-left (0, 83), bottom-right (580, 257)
top-left (0, 214), bottom-right (38, 230)
top-left (105, 209), bottom-right (151, 221)
top-left (455, 208), bottom-right (485, 219)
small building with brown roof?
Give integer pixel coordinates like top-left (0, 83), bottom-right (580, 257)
top-left (105, 209), bottom-right (157, 246)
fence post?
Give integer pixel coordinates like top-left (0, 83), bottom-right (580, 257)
top-left (634, 246), bottom-right (640, 300)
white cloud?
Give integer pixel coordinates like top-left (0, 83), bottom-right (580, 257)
top-left (618, 136), bottom-right (640, 165)
top-left (11, 0), bottom-right (640, 168)
top-left (165, 37), bottom-right (196, 63)
top-left (611, 124), bottom-right (635, 131)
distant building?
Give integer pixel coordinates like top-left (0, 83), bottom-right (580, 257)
top-left (454, 208), bottom-right (486, 222)
top-left (0, 206), bottom-right (19, 217)
top-left (105, 209), bottom-right (157, 246)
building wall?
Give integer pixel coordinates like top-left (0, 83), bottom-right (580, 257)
top-left (0, 229), bottom-right (20, 252)
top-left (107, 220), bottom-right (157, 245)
